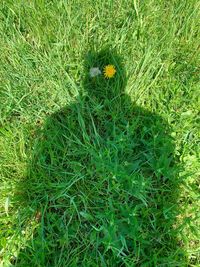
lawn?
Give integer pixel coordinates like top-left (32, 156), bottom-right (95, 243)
top-left (0, 1), bottom-right (199, 266)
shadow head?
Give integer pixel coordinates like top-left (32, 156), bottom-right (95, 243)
top-left (83, 48), bottom-right (127, 101)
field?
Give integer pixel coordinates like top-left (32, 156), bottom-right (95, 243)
top-left (0, 1), bottom-right (199, 266)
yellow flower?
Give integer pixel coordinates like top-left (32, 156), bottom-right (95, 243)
top-left (104, 64), bottom-right (116, 78)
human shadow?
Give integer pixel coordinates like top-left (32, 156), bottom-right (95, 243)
top-left (15, 49), bottom-right (185, 266)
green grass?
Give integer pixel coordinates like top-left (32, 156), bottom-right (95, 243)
top-left (0, 0), bottom-right (199, 266)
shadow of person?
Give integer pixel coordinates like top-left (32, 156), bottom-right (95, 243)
top-left (15, 49), bottom-right (183, 266)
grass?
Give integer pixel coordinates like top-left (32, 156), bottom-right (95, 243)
top-left (0, 0), bottom-right (199, 266)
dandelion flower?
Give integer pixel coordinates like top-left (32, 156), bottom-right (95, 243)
top-left (89, 67), bottom-right (101, 77)
top-left (104, 64), bottom-right (116, 78)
